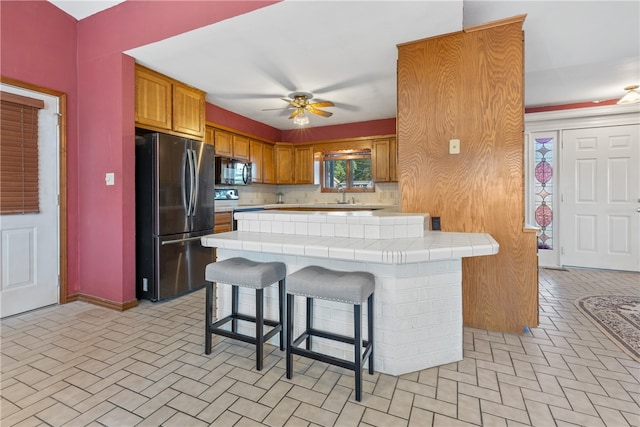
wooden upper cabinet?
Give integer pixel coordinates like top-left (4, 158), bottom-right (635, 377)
top-left (249, 139), bottom-right (263, 183)
top-left (172, 84), bottom-right (205, 138)
top-left (135, 64), bottom-right (206, 139)
top-left (275, 144), bottom-right (294, 184)
top-left (214, 129), bottom-right (233, 157)
top-left (294, 145), bottom-right (314, 184)
top-left (263, 143), bottom-right (275, 184)
top-left (204, 125), bottom-right (215, 146)
top-left (372, 139), bottom-right (391, 182)
top-left (135, 66), bottom-right (172, 130)
top-left (233, 135), bottom-right (250, 161)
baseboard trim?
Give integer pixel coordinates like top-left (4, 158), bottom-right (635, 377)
top-left (66, 293), bottom-right (138, 311)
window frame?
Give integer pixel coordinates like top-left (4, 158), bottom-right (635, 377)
top-left (319, 149), bottom-right (374, 193)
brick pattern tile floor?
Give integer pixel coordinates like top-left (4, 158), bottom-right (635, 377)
top-left (1, 268), bottom-right (639, 426)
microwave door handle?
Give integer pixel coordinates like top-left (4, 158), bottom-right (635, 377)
top-left (243, 163), bottom-right (248, 184)
top-left (181, 150), bottom-right (189, 216)
top-left (191, 149), bottom-right (199, 216)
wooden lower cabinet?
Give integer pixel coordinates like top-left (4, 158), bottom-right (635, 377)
top-left (214, 211), bottom-right (232, 234)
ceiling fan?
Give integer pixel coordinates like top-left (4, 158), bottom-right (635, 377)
top-left (263, 92), bottom-right (335, 125)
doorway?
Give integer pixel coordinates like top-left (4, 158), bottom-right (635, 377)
top-left (0, 81), bottom-right (66, 317)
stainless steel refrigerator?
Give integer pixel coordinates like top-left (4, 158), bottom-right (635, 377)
top-left (135, 130), bottom-right (215, 301)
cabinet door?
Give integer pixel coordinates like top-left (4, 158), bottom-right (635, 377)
top-left (294, 145), bottom-right (314, 184)
top-left (372, 139), bottom-right (390, 182)
top-left (275, 145), bottom-right (294, 184)
top-left (250, 140), bottom-right (263, 183)
top-left (135, 66), bottom-right (172, 130)
top-left (172, 84), bottom-right (205, 138)
top-left (389, 137), bottom-right (398, 182)
top-left (233, 135), bottom-right (250, 161)
top-left (204, 125), bottom-right (215, 146)
top-left (263, 143), bottom-right (275, 184)
top-left (214, 129), bottom-right (233, 157)
top-left (214, 211), bottom-right (232, 233)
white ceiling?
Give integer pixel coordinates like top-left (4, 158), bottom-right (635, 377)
top-left (49, 0), bottom-right (640, 130)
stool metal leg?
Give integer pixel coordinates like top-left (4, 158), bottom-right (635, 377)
top-left (368, 294), bottom-right (374, 374)
top-left (255, 288), bottom-right (264, 371)
top-left (354, 303), bottom-right (362, 401)
top-left (306, 297), bottom-right (314, 350)
top-left (205, 282), bottom-right (213, 354)
top-left (286, 294), bottom-right (294, 379)
top-left (231, 285), bottom-right (239, 333)
top-left (279, 279), bottom-right (286, 351)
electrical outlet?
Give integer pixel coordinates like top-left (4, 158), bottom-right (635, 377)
top-left (449, 139), bottom-right (460, 154)
top-left (105, 172), bottom-right (115, 186)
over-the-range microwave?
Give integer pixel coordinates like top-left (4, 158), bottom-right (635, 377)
top-left (215, 157), bottom-right (252, 186)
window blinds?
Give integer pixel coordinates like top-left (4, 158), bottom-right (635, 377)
top-left (0, 91), bottom-right (45, 215)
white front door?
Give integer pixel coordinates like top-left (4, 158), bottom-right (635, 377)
top-left (561, 124), bottom-right (640, 272)
top-left (0, 85), bottom-right (59, 318)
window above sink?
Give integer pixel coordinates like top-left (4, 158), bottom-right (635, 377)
top-left (320, 149), bottom-right (374, 193)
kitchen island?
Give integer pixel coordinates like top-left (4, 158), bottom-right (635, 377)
top-left (201, 209), bottom-right (498, 375)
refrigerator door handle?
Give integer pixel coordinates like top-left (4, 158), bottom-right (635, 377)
top-left (186, 147), bottom-right (195, 216)
top-left (190, 148), bottom-right (199, 216)
top-left (181, 150), bottom-right (189, 217)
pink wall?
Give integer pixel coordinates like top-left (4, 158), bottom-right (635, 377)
top-left (206, 104), bottom-right (281, 141)
top-left (1, 1), bottom-right (81, 293)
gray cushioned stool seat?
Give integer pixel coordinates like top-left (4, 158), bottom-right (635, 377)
top-left (204, 257), bottom-right (286, 371)
top-left (287, 265), bottom-right (374, 303)
top-left (286, 265), bottom-right (374, 401)
top-left (205, 257), bottom-right (286, 288)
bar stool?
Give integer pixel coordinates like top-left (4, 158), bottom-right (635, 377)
top-left (205, 257), bottom-right (286, 371)
top-left (286, 265), bottom-right (374, 401)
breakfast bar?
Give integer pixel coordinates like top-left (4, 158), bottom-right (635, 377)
top-left (201, 209), bottom-right (499, 376)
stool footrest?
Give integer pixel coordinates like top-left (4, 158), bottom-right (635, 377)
top-left (210, 314), bottom-right (282, 346)
top-left (290, 328), bottom-right (372, 372)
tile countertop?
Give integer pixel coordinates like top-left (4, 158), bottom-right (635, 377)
top-left (214, 203), bottom-right (399, 212)
top-left (201, 230), bottom-right (499, 265)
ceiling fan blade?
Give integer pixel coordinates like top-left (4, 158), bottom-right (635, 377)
top-left (309, 101), bottom-right (335, 108)
top-left (307, 107), bottom-right (333, 118)
top-left (288, 109), bottom-right (301, 119)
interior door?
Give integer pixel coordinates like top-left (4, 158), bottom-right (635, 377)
top-left (561, 124), bottom-right (639, 271)
top-left (1, 86), bottom-right (59, 318)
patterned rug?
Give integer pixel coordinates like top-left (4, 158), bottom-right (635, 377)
top-left (576, 295), bottom-right (640, 362)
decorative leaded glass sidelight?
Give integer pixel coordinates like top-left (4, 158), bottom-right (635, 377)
top-left (534, 137), bottom-right (553, 249)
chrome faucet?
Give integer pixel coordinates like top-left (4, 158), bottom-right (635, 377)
top-left (338, 187), bottom-right (348, 204)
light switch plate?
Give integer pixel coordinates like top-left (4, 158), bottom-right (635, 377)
top-left (105, 172), bottom-right (115, 186)
top-left (449, 139), bottom-right (460, 154)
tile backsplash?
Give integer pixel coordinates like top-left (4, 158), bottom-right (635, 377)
top-left (233, 182), bottom-right (400, 206)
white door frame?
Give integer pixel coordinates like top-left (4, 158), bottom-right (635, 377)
top-left (525, 103), bottom-right (640, 269)
top-left (1, 77), bottom-right (69, 310)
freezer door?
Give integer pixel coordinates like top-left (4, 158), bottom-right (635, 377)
top-left (190, 140), bottom-right (215, 232)
top-left (155, 232), bottom-right (213, 301)
top-left (155, 133), bottom-right (190, 235)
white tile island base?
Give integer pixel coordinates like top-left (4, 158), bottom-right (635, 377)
top-left (202, 210), bottom-right (499, 376)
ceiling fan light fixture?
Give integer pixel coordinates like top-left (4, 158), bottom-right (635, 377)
top-left (293, 110), bottom-right (309, 126)
top-left (617, 84), bottom-right (640, 104)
